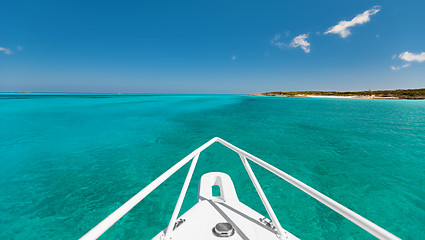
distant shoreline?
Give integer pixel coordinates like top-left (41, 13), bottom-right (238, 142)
top-left (250, 89), bottom-right (425, 100)
top-left (249, 94), bottom-right (400, 100)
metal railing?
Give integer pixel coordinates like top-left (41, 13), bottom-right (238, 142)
top-left (80, 137), bottom-right (400, 240)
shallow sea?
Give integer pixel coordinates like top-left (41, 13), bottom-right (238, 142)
top-left (1, 93), bottom-right (424, 239)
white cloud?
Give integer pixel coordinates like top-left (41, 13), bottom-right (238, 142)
top-left (17, 45), bottom-right (23, 51)
top-left (391, 63), bottom-right (411, 71)
top-left (231, 55), bottom-right (236, 60)
top-left (399, 51), bottom-right (425, 62)
top-left (391, 51), bottom-right (425, 70)
top-left (0, 47), bottom-right (12, 55)
top-left (271, 33), bottom-right (311, 53)
top-left (271, 34), bottom-right (285, 48)
top-left (325, 6), bottom-right (381, 38)
top-left (290, 34), bottom-right (310, 53)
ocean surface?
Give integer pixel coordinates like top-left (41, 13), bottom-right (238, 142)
top-left (1, 93), bottom-right (424, 239)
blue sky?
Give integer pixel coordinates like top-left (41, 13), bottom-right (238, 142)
top-left (0, 0), bottom-right (424, 93)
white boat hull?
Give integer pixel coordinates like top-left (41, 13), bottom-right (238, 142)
top-left (153, 172), bottom-right (298, 240)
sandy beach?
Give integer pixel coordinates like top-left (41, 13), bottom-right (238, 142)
top-left (303, 95), bottom-right (398, 99)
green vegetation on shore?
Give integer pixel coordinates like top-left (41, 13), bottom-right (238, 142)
top-left (256, 88), bottom-right (425, 99)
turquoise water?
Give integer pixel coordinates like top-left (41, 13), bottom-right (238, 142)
top-left (1, 94), bottom-right (424, 239)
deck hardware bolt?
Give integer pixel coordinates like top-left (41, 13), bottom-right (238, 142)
top-left (212, 222), bottom-right (235, 237)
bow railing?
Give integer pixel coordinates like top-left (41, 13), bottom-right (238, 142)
top-left (80, 137), bottom-right (400, 240)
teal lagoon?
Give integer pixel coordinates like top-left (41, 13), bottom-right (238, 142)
top-left (1, 94), bottom-right (424, 239)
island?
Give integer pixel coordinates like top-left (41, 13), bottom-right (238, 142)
top-left (251, 88), bottom-right (425, 100)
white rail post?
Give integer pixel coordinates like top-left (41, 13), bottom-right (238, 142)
top-left (164, 153), bottom-right (200, 240)
top-left (239, 154), bottom-right (286, 239)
